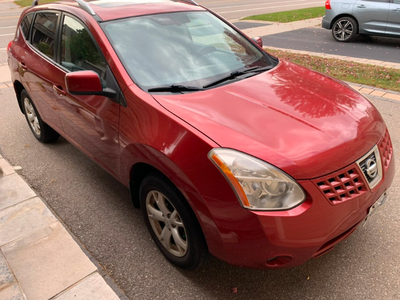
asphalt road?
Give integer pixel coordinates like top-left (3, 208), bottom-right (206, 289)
top-left (196, 0), bottom-right (323, 20)
top-left (0, 4), bottom-right (20, 63)
top-left (263, 27), bottom-right (400, 64)
top-left (1, 1), bottom-right (400, 300)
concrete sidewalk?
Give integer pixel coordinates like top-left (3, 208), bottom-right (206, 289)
top-left (1, 15), bottom-right (399, 300)
top-left (0, 155), bottom-right (124, 299)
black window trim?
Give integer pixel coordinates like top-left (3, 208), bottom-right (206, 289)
top-left (20, 12), bottom-right (35, 40)
top-left (29, 10), bottom-right (61, 62)
top-left (58, 12), bottom-right (126, 107)
top-left (57, 12), bottom-right (107, 73)
top-left (23, 9), bottom-right (125, 107)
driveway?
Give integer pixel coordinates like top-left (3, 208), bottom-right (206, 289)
top-left (262, 27), bottom-right (400, 64)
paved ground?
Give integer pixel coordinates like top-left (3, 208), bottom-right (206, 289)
top-left (260, 27), bottom-right (400, 64)
top-left (0, 157), bottom-right (126, 299)
top-left (196, 0), bottom-right (324, 20)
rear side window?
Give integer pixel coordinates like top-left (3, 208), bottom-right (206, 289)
top-left (31, 12), bottom-right (59, 59)
top-left (20, 13), bottom-right (33, 39)
top-left (61, 15), bottom-right (107, 80)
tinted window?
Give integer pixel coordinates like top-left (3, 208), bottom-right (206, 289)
top-left (32, 12), bottom-right (59, 59)
top-left (20, 13), bottom-right (33, 39)
top-left (61, 15), bottom-right (107, 80)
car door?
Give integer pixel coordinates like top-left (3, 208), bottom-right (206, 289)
top-left (53, 14), bottom-right (122, 179)
top-left (353, 0), bottom-right (391, 34)
top-left (386, 0), bottom-right (400, 35)
top-left (18, 11), bottom-right (64, 135)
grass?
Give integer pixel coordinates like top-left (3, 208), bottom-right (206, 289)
top-left (266, 48), bottom-right (400, 92)
top-left (243, 7), bottom-right (325, 23)
top-left (15, 0), bottom-right (57, 7)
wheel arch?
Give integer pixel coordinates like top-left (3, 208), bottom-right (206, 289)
top-left (129, 162), bottom-right (165, 209)
top-left (13, 80), bottom-right (26, 113)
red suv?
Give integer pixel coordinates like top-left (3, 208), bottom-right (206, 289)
top-left (7, 0), bottom-right (394, 270)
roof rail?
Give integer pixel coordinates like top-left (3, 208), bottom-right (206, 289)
top-left (73, 0), bottom-right (96, 15)
top-left (173, 0), bottom-right (199, 5)
top-left (31, 0), bottom-right (96, 15)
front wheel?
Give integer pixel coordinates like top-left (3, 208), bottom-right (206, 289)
top-left (21, 90), bottom-right (59, 143)
top-left (332, 17), bottom-right (357, 42)
top-left (140, 174), bottom-right (209, 270)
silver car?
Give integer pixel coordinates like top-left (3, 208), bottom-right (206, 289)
top-left (322, 0), bottom-right (400, 42)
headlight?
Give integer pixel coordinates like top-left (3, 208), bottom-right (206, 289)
top-left (208, 149), bottom-right (306, 211)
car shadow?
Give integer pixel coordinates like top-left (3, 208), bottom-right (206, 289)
top-left (353, 35), bottom-right (400, 47)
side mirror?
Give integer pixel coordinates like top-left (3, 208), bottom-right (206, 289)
top-left (252, 37), bottom-right (263, 48)
top-left (65, 70), bottom-right (116, 98)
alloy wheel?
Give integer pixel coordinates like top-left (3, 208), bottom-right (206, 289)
top-left (23, 97), bottom-right (41, 136)
top-left (333, 20), bottom-right (354, 41)
top-left (145, 190), bottom-right (188, 257)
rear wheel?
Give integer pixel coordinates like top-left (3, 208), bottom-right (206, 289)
top-left (332, 17), bottom-right (357, 42)
top-left (140, 174), bottom-right (209, 270)
top-left (21, 90), bottom-right (59, 143)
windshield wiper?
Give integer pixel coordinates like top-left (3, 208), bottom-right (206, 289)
top-left (148, 85), bottom-right (202, 93)
top-left (203, 66), bottom-right (272, 89)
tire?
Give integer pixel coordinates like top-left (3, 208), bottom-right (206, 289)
top-left (140, 174), bottom-right (209, 270)
top-left (21, 90), bottom-right (59, 143)
top-left (332, 17), bottom-right (357, 42)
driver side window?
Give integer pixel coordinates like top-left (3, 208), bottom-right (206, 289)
top-left (61, 15), bottom-right (107, 80)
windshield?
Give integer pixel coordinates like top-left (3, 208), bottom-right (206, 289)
top-left (102, 11), bottom-right (276, 91)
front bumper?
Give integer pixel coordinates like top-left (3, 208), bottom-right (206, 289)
top-left (203, 136), bottom-right (395, 269)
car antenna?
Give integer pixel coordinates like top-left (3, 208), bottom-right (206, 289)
top-left (31, 0), bottom-right (38, 6)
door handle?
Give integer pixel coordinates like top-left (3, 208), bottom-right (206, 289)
top-left (53, 85), bottom-right (66, 97)
top-left (357, 4), bottom-right (366, 8)
top-left (18, 62), bottom-right (27, 71)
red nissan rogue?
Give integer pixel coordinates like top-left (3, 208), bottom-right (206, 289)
top-left (7, 0), bottom-right (395, 270)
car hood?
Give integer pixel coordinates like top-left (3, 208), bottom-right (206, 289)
top-left (153, 60), bottom-right (385, 179)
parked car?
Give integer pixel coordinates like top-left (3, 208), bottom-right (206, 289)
top-left (322, 0), bottom-right (400, 42)
top-left (8, 0), bottom-right (394, 270)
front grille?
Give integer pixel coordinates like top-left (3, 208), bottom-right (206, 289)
top-left (313, 165), bottom-right (367, 204)
top-left (358, 151), bottom-right (378, 184)
top-left (314, 129), bottom-right (392, 203)
top-left (356, 145), bottom-right (382, 189)
top-left (379, 129), bottom-right (393, 171)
